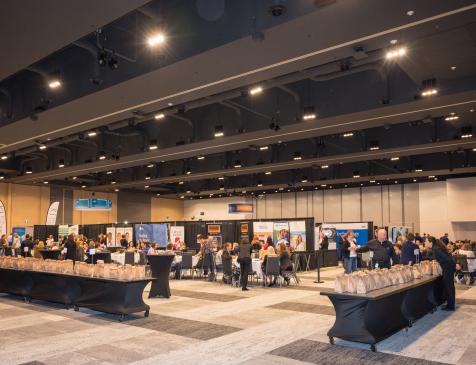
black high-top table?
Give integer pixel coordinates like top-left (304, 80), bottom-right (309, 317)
top-left (146, 254), bottom-right (175, 298)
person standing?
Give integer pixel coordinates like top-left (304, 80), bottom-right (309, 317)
top-left (20, 234), bottom-right (34, 257)
top-left (425, 236), bottom-right (456, 311)
top-left (440, 233), bottom-right (450, 245)
top-left (120, 235), bottom-right (128, 248)
top-left (341, 231), bottom-right (358, 273)
top-left (400, 233), bottom-right (421, 265)
top-left (64, 234), bottom-right (77, 261)
top-left (357, 229), bottom-right (397, 269)
top-left (237, 238), bottom-right (252, 291)
top-left (319, 231), bottom-right (329, 250)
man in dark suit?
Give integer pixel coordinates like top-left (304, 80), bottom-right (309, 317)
top-left (357, 229), bottom-right (397, 269)
top-left (400, 233), bottom-right (421, 265)
top-left (20, 234), bottom-right (34, 257)
top-left (120, 235), bottom-right (128, 248)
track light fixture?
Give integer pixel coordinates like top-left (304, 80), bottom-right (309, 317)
top-left (149, 140), bottom-right (158, 150)
top-left (98, 49), bottom-right (107, 66)
top-left (421, 78), bottom-right (438, 97)
top-left (369, 141), bottom-right (380, 151)
top-left (234, 160), bottom-right (242, 168)
top-left (58, 159), bottom-right (65, 168)
top-left (214, 125), bottom-right (224, 137)
top-left (108, 54), bottom-right (118, 70)
top-left (445, 113), bottom-right (459, 121)
top-left (25, 167), bottom-right (33, 174)
top-left (293, 152), bottom-right (302, 161)
top-left (461, 126), bottom-right (473, 138)
top-left (147, 32), bottom-right (166, 47)
top-left (303, 106), bottom-right (317, 120)
top-left (0, 155), bottom-right (8, 160)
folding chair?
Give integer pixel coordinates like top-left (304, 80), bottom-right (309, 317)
top-left (179, 253), bottom-right (195, 280)
top-left (264, 256), bottom-right (281, 287)
top-left (283, 254), bottom-right (301, 285)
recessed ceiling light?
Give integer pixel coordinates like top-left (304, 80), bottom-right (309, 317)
top-left (149, 140), bottom-right (158, 150)
top-left (303, 106), bottom-right (317, 120)
top-left (81, 184), bottom-right (87, 188)
top-left (390, 157), bottom-right (400, 161)
top-left (390, 39), bottom-right (398, 45)
top-left (197, 156), bottom-right (205, 160)
top-left (43, 181), bottom-right (48, 184)
top-left (111, 180), bottom-right (117, 184)
top-left (147, 32), bottom-right (166, 47)
top-left (370, 180), bottom-right (376, 183)
top-left (249, 86), bottom-right (263, 95)
top-left (259, 146), bottom-right (269, 151)
top-left (386, 46), bottom-right (407, 59)
top-left (147, 163), bottom-right (154, 168)
top-left (154, 113), bottom-right (165, 120)
top-left (72, 176), bottom-right (77, 180)
top-left (265, 171), bottom-right (272, 175)
top-left (58, 160), bottom-right (65, 168)
top-left (406, 10), bottom-right (414, 16)
top-left (180, 195), bottom-right (184, 199)
top-left (445, 113), bottom-right (459, 121)
top-left (48, 79), bottom-right (61, 89)
top-left (38, 144), bottom-right (47, 150)
top-left (144, 185), bottom-right (149, 189)
top-left (87, 131), bottom-right (97, 137)
top-left (321, 165), bottom-right (329, 169)
top-left (343, 132), bottom-right (354, 138)
top-left (214, 125), bottom-right (224, 138)
top-left (178, 181), bottom-right (184, 185)
top-left (451, 66), bottom-right (456, 71)
top-left (321, 184), bottom-right (327, 187)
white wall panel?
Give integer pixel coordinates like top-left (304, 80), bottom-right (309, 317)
top-left (183, 196), bottom-right (254, 221)
top-left (389, 185), bottom-right (403, 226)
top-left (323, 189), bottom-right (342, 222)
top-left (403, 184), bottom-right (419, 232)
top-left (296, 192), bottom-right (309, 218)
top-left (313, 191), bottom-right (324, 224)
top-left (266, 194), bottom-right (282, 219)
top-left (362, 186), bottom-right (382, 227)
top-left (342, 188), bottom-right (361, 222)
top-left (256, 197), bottom-right (266, 219)
top-left (447, 177), bottom-right (476, 222)
top-left (382, 186), bottom-right (390, 227)
top-left (281, 192), bottom-right (296, 218)
top-left (418, 181), bottom-right (453, 239)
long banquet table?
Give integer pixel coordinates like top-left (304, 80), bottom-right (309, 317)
top-left (320, 275), bottom-right (445, 352)
top-left (0, 267), bottom-right (153, 320)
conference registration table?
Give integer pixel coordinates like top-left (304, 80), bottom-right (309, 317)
top-left (0, 267), bottom-right (153, 321)
top-left (320, 275), bottom-right (445, 352)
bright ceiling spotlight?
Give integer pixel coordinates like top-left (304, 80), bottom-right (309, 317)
top-left (145, 174), bottom-right (151, 180)
top-left (186, 190), bottom-right (191, 194)
top-left (301, 176), bottom-right (308, 183)
top-left (98, 151), bottom-right (106, 160)
top-left (98, 49), bottom-right (107, 66)
top-left (58, 159), bottom-right (65, 168)
top-left (87, 130), bottom-right (97, 137)
top-left (111, 179), bottom-right (117, 184)
top-left (214, 125), bottom-right (224, 138)
top-left (197, 156), bottom-right (205, 160)
top-left (415, 165), bottom-right (423, 172)
top-left (369, 140), bottom-right (380, 151)
top-left (249, 86), bottom-right (263, 95)
top-left (106, 171), bottom-right (112, 175)
top-left (149, 140), bottom-right (158, 150)
top-left (72, 176), bottom-right (77, 180)
top-left (370, 180), bottom-right (376, 183)
top-left (43, 181), bottom-right (48, 184)
top-left (0, 155), bottom-right (8, 160)
top-left (156, 193), bottom-right (161, 196)
top-left (259, 146), bottom-right (269, 151)
top-left (154, 113), bottom-right (165, 120)
top-left (321, 165), bottom-right (329, 169)
top-left (115, 189), bottom-right (120, 192)
top-left (147, 163), bottom-right (154, 168)
top-left (48, 79), bottom-right (61, 89)
top-left (293, 152), bottom-right (302, 161)
top-left (186, 168), bottom-right (191, 175)
top-left (461, 126), bottom-right (473, 139)
top-left (219, 186), bottom-right (225, 191)
top-left (108, 56), bottom-right (118, 70)
top-left (343, 132), bottom-right (354, 137)
top-left (353, 171), bottom-right (360, 178)
top-left (38, 144), bottom-right (47, 150)
top-left (303, 106), bottom-right (317, 120)
top-left (257, 182), bottom-right (263, 187)
top-left (81, 184), bottom-right (87, 188)
top-left (386, 46), bottom-right (407, 59)
top-left (218, 177), bottom-right (225, 180)
top-left (144, 185), bottom-right (150, 189)
top-left (421, 78), bottom-right (438, 97)
top-left (178, 181), bottom-right (184, 185)
top-left (428, 175), bottom-right (435, 179)
top-left (234, 160), bottom-right (242, 168)
top-left (147, 32), bottom-right (166, 47)
top-left (390, 157), bottom-right (400, 161)
top-left (265, 171), bottom-right (272, 175)
top-left (0, 173), bottom-right (6, 180)
top-left (445, 113), bottom-right (459, 121)
top-left (321, 184), bottom-right (327, 187)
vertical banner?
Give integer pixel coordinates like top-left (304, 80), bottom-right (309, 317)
top-left (106, 227), bottom-right (116, 247)
top-left (274, 222), bottom-right (290, 246)
top-left (68, 225), bottom-right (79, 236)
top-left (124, 227), bottom-right (133, 243)
top-left (289, 221), bottom-right (306, 251)
top-left (170, 226), bottom-right (185, 247)
top-left (45, 201), bottom-right (60, 225)
top-left (0, 200), bottom-right (7, 237)
top-left (252, 222), bottom-right (274, 242)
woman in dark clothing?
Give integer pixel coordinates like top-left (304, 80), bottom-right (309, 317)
top-left (278, 243), bottom-right (292, 285)
top-left (64, 234), bottom-right (77, 261)
top-left (400, 233), bottom-right (421, 265)
top-left (425, 236), bottom-right (456, 311)
top-left (237, 238), bottom-right (252, 291)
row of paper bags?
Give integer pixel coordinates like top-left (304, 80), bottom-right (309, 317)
top-left (334, 261), bottom-right (443, 294)
top-left (0, 256), bottom-right (148, 281)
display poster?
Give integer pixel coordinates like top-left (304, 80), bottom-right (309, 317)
top-left (207, 224), bottom-right (221, 234)
top-left (116, 227), bottom-right (125, 246)
top-left (124, 227), bottom-right (133, 243)
top-left (0, 200), bottom-right (7, 237)
top-left (45, 201), bottom-right (60, 225)
top-left (58, 225), bottom-right (69, 239)
top-left (389, 226), bottom-right (411, 243)
top-left (228, 203), bottom-right (254, 213)
top-left (274, 222), bottom-right (290, 246)
top-left (134, 224), bottom-right (168, 247)
top-left (252, 221), bottom-right (274, 242)
top-left (240, 223), bottom-right (249, 235)
top-left (106, 227), bottom-right (116, 247)
top-left (68, 225), bottom-right (79, 236)
top-left (12, 226), bottom-right (26, 240)
top-left (289, 221), bottom-right (306, 251)
top-left (321, 222), bottom-right (370, 250)
top-left (170, 226), bottom-right (185, 246)
top-left (315, 225), bottom-right (321, 250)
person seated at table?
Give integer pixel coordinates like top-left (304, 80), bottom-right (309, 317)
top-left (455, 243), bottom-right (476, 285)
top-left (148, 243), bottom-right (157, 255)
top-left (45, 235), bottom-right (55, 248)
top-left (93, 241), bottom-right (102, 251)
top-left (33, 241), bottom-right (45, 259)
top-left (127, 241), bottom-right (135, 251)
top-left (251, 235), bottom-right (261, 251)
top-left (259, 240), bottom-right (275, 260)
top-left (261, 245), bottom-right (278, 286)
top-left (278, 242), bottom-right (293, 284)
top-left (262, 236), bottom-right (273, 251)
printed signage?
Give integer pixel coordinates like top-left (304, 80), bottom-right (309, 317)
top-left (74, 198), bottom-right (112, 211)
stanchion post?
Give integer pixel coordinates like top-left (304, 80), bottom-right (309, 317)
top-left (314, 249), bottom-right (324, 284)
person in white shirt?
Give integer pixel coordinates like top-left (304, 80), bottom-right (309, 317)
top-left (46, 235), bottom-right (55, 248)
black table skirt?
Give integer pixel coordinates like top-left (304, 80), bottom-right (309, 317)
top-left (0, 268), bottom-right (151, 319)
top-left (146, 255), bottom-right (174, 299)
top-left (39, 250), bottom-right (62, 260)
top-left (321, 276), bottom-right (445, 350)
